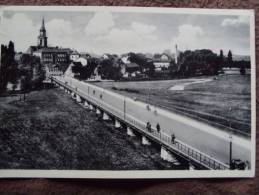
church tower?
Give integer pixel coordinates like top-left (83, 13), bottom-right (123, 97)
top-left (38, 18), bottom-right (48, 48)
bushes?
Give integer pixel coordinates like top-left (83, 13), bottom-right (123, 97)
top-left (111, 86), bottom-right (140, 93)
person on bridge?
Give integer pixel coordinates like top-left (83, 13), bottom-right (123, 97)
top-left (146, 122), bottom-right (151, 132)
top-left (171, 133), bottom-right (176, 144)
top-left (156, 123), bottom-right (160, 133)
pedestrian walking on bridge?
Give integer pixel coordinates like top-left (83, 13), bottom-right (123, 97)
top-left (156, 123), bottom-right (160, 133)
top-left (171, 133), bottom-right (176, 144)
top-left (146, 122), bottom-right (151, 132)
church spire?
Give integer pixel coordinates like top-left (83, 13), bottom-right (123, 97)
top-left (40, 17), bottom-right (46, 31)
top-left (38, 17), bottom-right (48, 47)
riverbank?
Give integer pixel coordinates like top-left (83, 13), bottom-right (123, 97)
top-left (0, 88), bottom-right (185, 170)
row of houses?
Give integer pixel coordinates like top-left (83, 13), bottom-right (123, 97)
top-left (68, 51), bottom-right (175, 79)
top-left (15, 18), bottom-right (178, 80)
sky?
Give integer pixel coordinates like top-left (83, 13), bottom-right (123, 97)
top-left (0, 9), bottom-right (251, 55)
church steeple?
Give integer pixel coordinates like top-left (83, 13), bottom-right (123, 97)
top-left (38, 17), bottom-right (48, 48)
top-left (40, 17), bottom-right (46, 31)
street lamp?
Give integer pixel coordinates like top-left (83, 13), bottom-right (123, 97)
top-left (229, 107), bottom-right (232, 129)
top-left (123, 98), bottom-right (126, 120)
top-left (229, 133), bottom-right (233, 169)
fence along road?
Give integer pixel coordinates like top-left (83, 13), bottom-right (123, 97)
top-left (52, 76), bottom-right (251, 169)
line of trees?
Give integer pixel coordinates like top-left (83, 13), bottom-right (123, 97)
top-left (0, 41), bottom-right (45, 95)
top-left (0, 41), bottom-right (18, 93)
top-left (18, 54), bottom-right (45, 91)
top-left (70, 49), bottom-right (250, 81)
top-left (177, 49), bottom-right (221, 77)
top-left (173, 49), bottom-right (250, 78)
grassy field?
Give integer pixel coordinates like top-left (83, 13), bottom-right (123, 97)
top-left (0, 88), bottom-right (186, 170)
top-left (94, 75), bottom-right (251, 136)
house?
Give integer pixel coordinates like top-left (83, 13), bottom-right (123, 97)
top-left (121, 62), bottom-right (140, 78)
top-left (27, 18), bottom-right (72, 65)
top-left (153, 53), bottom-right (171, 71)
top-left (14, 52), bottom-right (23, 63)
top-left (32, 47), bottom-right (70, 65)
top-left (120, 54), bottom-right (130, 64)
top-left (80, 53), bottom-right (91, 59)
top-left (102, 53), bottom-right (115, 60)
top-left (70, 50), bottom-right (80, 61)
top-left (75, 57), bottom-right (88, 66)
top-left (64, 61), bottom-right (82, 78)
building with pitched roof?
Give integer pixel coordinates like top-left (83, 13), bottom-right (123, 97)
top-left (27, 18), bottom-right (71, 66)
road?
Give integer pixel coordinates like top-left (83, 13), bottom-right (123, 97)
top-left (55, 76), bottom-right (251, 166)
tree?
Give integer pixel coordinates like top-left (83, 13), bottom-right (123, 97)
top-left (0, 45), bottom-right (8, 92)
top-left (128, 52), bottom-right (155, 78)
top-left (71, 58), bottom-right (100, 80)
top-left (31, 58), bottom-right (45, 89)
top-left (219, 49), bottom-right (225, 68)
top-left (0, 41), bottom-right (18, 93)
top-left (18, 54), bottom-right (45, 91)
top-left (227, 50), bottom-right (233, 69)
top-left (99, 58), bottom-right (121, 80)
top-left (177, 49), bottom-right (220, 77)
top-left (240, 63), bottom-right (246, 75)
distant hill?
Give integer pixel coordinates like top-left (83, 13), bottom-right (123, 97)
top-left (233, 55), bottom-right (250, 61)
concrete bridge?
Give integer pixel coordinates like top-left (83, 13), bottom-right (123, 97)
top-left (50, 76), bottom-right (251, 170)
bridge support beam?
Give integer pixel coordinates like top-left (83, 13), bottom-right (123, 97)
top-left (127, 127), bottom-right (135, 137)
top-left (96, 108), bottom-right (101, 115)
top-left (84, 101), bottom-right (89, 108)
top-left (71, 92), bottom-right (75, 99)
top-left (115, 120), bottom-right (121, 128)
top-left (142, 136), bottom-right (151, 145)
top-left (102, 112), bottom-right (110, 121)
top-left (160, 147), bottom-right (177, 163)
top-left (76, 94), bottom-right (81, 103)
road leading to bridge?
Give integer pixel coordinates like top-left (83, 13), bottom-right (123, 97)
top-left (55, 76), bottom-right (251, 167)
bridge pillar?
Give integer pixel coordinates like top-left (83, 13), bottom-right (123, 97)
top-left (102, 112), bottom-right (110, 121)
top-left (142, 136), bottom-right (151, 145)
top-left (76, 94), bottom-right (81, 103)
top-left (60, 85), bottom-right (64, 90)
top-left (127, 127), bottom-right (135, 137)
top-left (115, 120), bottom-right (121, 128)
top-left (84, 101), bottom-right (89, 108)
top-left (89, 104), bottom-right (94, 111)
top-left (189, 162), bottom-right (195, 170)
top-left (71, 92), bottom-right (75, 99)
top-left (160, 147), bottom-right (177, 163)
top-left (96, 108), bottom-right (101, 115)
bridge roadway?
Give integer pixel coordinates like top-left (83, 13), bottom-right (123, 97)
top-left (52, 76), bottom-right (251, 169)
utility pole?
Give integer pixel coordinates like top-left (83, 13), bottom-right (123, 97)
top-left (229, 106), bottom-right (233, 169)
top-left (229, 133), bottom-right (233, 169)
top-left (123, 98), bottom-right (126, 120)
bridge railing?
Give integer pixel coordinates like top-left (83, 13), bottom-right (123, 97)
top-left (51, 76), bottom-right (229, 170)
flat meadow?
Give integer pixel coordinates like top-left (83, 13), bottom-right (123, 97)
top-left (94, 74), bottom-right (251, 136)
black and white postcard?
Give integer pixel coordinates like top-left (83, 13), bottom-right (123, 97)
top-left (0, 6), bottom-right (256, 178)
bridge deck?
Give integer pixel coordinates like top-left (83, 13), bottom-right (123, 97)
top-left (51, 76), bottom-right (230, 170)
